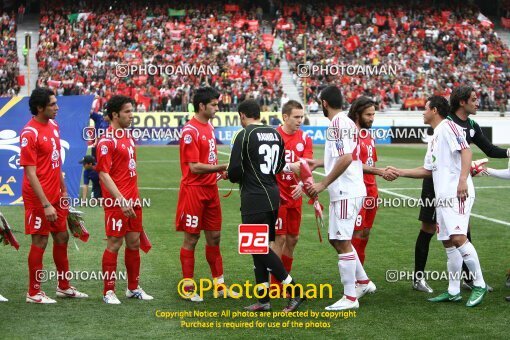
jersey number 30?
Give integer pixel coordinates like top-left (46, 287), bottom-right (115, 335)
top-left (259, 144), bottom-right (279, 175)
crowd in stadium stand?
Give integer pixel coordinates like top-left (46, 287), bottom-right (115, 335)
top-left (37, 0), bottom-right (283, 112)
top-left (278, 1), bottom-right (510, 111)
top-left (0, 12), bottom-right (20, 97)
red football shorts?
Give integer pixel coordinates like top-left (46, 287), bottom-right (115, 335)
top-left (25, 204), bottom-right (68, 235)
top-left (355, 194), bottom-right (378, 231)
top-left (275, 205), bottom-right (302, 236)
top-left (175, 185), bottom-right (222, 234)
top-left (104, 207), bottom-right (143, 237)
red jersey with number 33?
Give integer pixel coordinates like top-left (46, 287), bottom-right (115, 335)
top-left (20, 118), bottom-right (63, 208)
top-left (179, 117), bottom-right (218, 186)
top-left (95, 127), bottom-right (139, 209)
top-left (276, 126), bottom-right (313, 208)
top-left (358, 132), bottom-right (378, 188)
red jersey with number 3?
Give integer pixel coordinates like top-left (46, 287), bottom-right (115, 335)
top-left (20, 118), bottom-right (63, 208)
top-left (95, 127), bottom-right (139, 209)
top-left (179, 117), bottom-right (218, 186)
top-left (276, 126), bottom-right (313, 208)
top-left (358, 132), bottom-right (378, 189)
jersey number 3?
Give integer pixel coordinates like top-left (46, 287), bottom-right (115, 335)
top-left (259, 144), bottom-right (279, 175)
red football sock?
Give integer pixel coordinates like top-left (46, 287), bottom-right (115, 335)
top-left (53, 242), bottom-right (70, 290)
top-left (358, 238), bottom-right (369, 265)
top-left (28, 245), bottom-right (45, 296)
top-left (125, 248), bottom-right (140, 291)
top-left (345, 295), bottom-right (357, 302)
top-left (281, 254), bottom-right (293, 274)
top-left (205, 245), bottom-right (223, 279)
top-left (351, 237), bottom-right (362, 254)
top-left (270, 274), bottom-right (281, 288)
top-left (180, 247), bottom-right (195, 279)
top-left (102, 249), bottom-right (118, 295)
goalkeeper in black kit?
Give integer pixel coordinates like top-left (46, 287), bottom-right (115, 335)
top-left (228, 99), bottom-right (305, 312)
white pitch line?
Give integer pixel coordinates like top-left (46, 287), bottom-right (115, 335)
top-left (377, 188), bottom-right (510, 227)
top-left (217, 151), bottom-right (510, 226)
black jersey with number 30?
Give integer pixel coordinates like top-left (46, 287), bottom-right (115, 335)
top-left (228, 124), bottom-right (285, 215)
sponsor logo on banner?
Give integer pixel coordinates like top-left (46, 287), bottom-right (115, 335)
top-left (238, 224), bottom-right (269, 254)
top-left (0, 96), bottom-right (92, 204)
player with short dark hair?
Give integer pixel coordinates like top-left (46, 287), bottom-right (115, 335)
top-left (270, 100), bottom-right (313, 290)
top-left (390, 96), bottom-right (488, 307)
top-left (228, 99), bottom-right (306, 312)
top-left (307, 86), bottom-right (376, 311)
top-left (412, 88), bottom-right (508, 293)
top-left (96, 95), bottom-right (153, 304)
top-left (176, 87), bottom-right (237, 302)
top-left (21, 88), bottom-right (88, 303)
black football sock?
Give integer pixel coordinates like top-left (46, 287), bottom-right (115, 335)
top-left (252, 255), bottom-right (270, 303)
top-left (414, 230), bottom-right (434, 281)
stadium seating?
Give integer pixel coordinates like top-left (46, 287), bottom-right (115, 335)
top-left (278, 1), bottom-right (509, 111)
top-left (37, 1), bottom-right (283, 112)
top-left (0, 12), bottom-right (20, 97)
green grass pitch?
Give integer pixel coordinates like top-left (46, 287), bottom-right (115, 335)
top-left (0, 144), bottom-right (508, 339)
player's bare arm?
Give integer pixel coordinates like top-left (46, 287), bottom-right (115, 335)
top-left (25, 165), bottom-right (57, 222)
top-left (362, 164), bottom-right (399, 181)
top-left (389, 166), bottom-right (432, 179)
top-left (306, 158), bottom-right (324, 171)
top-left (188, 162), bottom-right (227, 174)
top-left (308, 153), bottom-right (351, 196)
top-left (98, 171), bottom-right (136, 218)
top-left (457, 148), bottom-right (472, 201)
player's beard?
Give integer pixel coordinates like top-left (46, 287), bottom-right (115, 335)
top-left (360, 120), bottom-right (373, 130)
top-left (322, 104), bottom-right (329, 118)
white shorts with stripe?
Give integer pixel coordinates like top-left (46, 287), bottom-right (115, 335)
top-left (436, 197), bottom-right (474, 241)
top-left (328, 197), bottom-right (364, 241)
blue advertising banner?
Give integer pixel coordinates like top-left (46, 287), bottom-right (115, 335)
top-left (0, 96), bottom-right (93, 205)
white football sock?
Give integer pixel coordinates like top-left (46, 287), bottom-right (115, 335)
top-left (445, 246), bottom-right (463, 295)
top-left (457, 241), bottom-right (486, 288)
top-left (338, 252), bottom-right (357, 298)
top-left (352, 247), bottom-right (369, 281)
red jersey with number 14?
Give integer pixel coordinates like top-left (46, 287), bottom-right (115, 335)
top-left (95, 127), bottom-right (139, 210)
top-left (276, 126), bottom-right (313, 208)
top-left (20, 118), bottom-right (63, 208)
top-left (358, 132), bottom-right (378, 189)
top-left (179, 117), bottom-right (218, 186)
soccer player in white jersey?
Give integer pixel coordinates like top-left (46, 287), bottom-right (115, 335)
top-left (307, 86), bottom-right (376, 311)
top-left (389, 96), bottom-right (488, 307)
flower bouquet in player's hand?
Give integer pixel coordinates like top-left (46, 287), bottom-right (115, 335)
top-left (67, 207), bottom-right (90, 242)
top-left (0, 212), bottom-right (20, 250)
top-left (139, 230), bottom-right (152, 253)
top-left (292, 159), bottom-right (324, 242)
top-left (470, 158), bottom-right (489, 177)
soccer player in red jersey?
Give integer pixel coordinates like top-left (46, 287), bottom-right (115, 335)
top-left (175, 87), bottom-right (237, 301)
top-left (347, 96), bottom-right (398, 265)
top-left (20, 88), bottom-right (88, 304)
top-left (96, 95), bottom-right (153, 304)
top-left (270, 100), bottom-right (312, 289)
